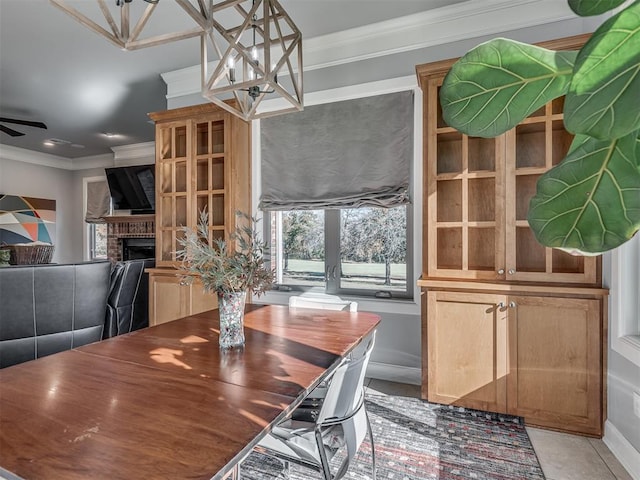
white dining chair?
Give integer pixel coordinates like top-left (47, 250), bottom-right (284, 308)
top-left (288, 292), bottom-right (366, 409)
top-left (288, 292), bottom-right (358, 312)
top-left (252, 332), bottom-right (376, 480)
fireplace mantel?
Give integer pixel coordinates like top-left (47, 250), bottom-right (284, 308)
top-left (105, 215), bottom-right (155, 262)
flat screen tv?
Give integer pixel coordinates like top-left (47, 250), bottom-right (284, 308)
top-left (105, 164), bottom-right (156, 214)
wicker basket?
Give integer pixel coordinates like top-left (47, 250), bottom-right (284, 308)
top-left (6, 244), bottom-right (55, 265)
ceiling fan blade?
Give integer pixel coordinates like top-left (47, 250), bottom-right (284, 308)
top-left (0, 117), bottom-right (47, 129)
top-left (0, 124), bottom-right (25, 137)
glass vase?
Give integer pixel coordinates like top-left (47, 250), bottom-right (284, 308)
top-left (217, 291), bottom-right (246, 349)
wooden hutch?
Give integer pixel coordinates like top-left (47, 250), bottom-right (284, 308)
top-left (146, 103), bottom-right (251, 327)
top-left (416, 34), bottom-right (608, 437)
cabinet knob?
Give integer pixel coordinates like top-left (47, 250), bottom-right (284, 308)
top-left (509, 301), bottom-right (517, 308)
top-left (508, 269), bottom-right (516, 275)
top-left (497, 269), bottom-right (505, 275)
top-left (498, 302), bottom-right (505, 308)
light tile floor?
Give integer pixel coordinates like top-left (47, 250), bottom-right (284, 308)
top-left (365, 378), bottom-right (633, 480)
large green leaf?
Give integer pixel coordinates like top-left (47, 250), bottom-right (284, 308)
top-left (528, 131), bottom-right (640, 254)
top-left (564, 2), bottom-right (640, 140)
top-left (440, 39), bottom-right (577, 138)
top-left (568, 0), bottom-right (628, 16)
top-left (635, 128), bottom-right (640, 169)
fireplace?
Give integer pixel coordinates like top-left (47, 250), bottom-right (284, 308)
top-left (104, 215), bottom-right (155, 262)
top-left (122, 238), bottom-right (155, 260)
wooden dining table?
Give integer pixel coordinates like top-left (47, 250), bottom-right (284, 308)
top-left (0, 304), bottom-right (380, 480)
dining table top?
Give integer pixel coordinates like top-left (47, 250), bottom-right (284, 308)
top-left (0, 304), bottom-right (380, 480)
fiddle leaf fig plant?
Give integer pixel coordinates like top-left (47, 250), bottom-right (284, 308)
top-left (440, 0), bottom-right (640, 254)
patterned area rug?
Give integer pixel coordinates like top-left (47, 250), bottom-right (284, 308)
top-left (240, 390), bottom-right (545, 479)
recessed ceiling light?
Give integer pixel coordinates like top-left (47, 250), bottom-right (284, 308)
top-left (103, 132), bottom-right (118, 138)
top-left (71, 144), bottom-right (85, 149)
top-left (44, 138), bottom-right (71, 146)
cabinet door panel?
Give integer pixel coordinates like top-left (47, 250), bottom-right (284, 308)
top-left (426, 80), bottom-right (505, 280)
top-left (149, 275), bottom-right (189, 326)
top-left (190, 285), bottom-right (217, 316)
top-left (507, 295), bottom-right (602, 436)
top-left (504, 109), bottom-right (597, 284)
top-left (427, 291), bottom-right (508, 413)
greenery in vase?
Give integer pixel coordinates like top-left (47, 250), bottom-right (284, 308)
top-left (177, 210), bottom-right (274, 296)
top-left (439, 0), bottom-right (639, 255)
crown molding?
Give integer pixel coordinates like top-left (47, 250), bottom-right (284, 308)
top-left (304, 0), bottom-right (576, 70)
top-left (111, 141), bottom-right (155, 165)
top-left (1, 142), bottom-right (157, 171)
top-left (0, 144), bottom-right (74, 170)
top-left (71, 153), bottom-right (115, 170)
top-left (162, 0), bottom-right (579, 100)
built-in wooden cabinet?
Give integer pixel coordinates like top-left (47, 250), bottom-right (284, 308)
top-left (147, 103), bottom-right (251, 326)
top-left (425, 286), bottom-right (606, 437)
top-left (147, 271), bottom-right (217, 327)
top-left (423, 76), bottom-right (597, 284)
top-left (417, 34), bottom-right (609, 436)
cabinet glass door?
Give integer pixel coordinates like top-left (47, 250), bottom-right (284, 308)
top-left (428, 80), bottom-right (504, 279)
top-left (156, 122), bottom-right (189, 265)
top-left (505, 99), bottom-right (597, 283)
top-left (194, 116), bottom-right (227, 245)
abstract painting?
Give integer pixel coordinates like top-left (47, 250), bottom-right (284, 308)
top-left (0, 194), bottom-right (56, 245)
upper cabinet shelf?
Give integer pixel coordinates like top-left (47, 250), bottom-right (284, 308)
top-left (417, 34), bottom-right (599, 285)
top-left (149, 104), bottom-right (251, 268)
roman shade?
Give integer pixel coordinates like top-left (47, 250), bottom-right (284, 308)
top-left (259, 90), bottom-right (413, 210)
top-left (85, 180), bottom-right (110, 223)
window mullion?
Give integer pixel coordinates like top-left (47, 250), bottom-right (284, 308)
top-left (325, 210), bottom-right (340, 294)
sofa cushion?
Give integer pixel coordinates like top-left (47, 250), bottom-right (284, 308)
top-left (0, 261), bottom-right (111, 368)
top-left (104, 258), bottom-right (154, 338)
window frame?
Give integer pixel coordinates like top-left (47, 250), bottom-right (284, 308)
top-left (252, 75), bottom-right (423, 310)
top-left (609, 233), bottom-right (640, 367)
top-left (266, 206), bottom-right (413, 300)
top-left (82, 176), bottom-right (109, 261)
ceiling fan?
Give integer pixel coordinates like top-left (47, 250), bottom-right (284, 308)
top-left (0, 117), bottom-right (48, 137)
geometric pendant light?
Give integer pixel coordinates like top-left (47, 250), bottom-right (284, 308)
top-left (201, 0), bottom-right (303, 121)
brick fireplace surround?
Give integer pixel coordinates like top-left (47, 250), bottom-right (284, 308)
top-left (104, 215), bottom-right (155, 262)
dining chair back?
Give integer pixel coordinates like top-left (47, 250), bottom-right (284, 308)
top-left (253, 331), bottom-right (376, 480)
top-left (288, 292), bottom-right (358, 312)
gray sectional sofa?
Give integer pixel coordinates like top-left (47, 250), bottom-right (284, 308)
top-left (0, 258), bottom-right (154, 368)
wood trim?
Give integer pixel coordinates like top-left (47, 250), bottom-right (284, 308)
top-left (104, 214), bottom-right (155, 223)
top-left (149, 102), bottom-right (232, 123)
top-left (421, 289), bottom-right (428, 400)
top-left (418, 278), bottom-right (608, 297)
top-left (416, 33), bottom-right (592, 83)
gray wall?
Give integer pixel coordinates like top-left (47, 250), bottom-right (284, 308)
top-left (0, 158), bottom-right (77, 263)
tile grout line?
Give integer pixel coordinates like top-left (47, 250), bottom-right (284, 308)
top-left (589, 438), bottom-right (625, 480)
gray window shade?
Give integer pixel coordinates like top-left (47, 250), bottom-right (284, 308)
top-left (260, 90), bottom-right (413, 210)
top-left (85, 180), bottom-right (110, 223)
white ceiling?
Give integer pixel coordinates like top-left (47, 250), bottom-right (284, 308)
top-left (0, 0), bottom-right (462, 160)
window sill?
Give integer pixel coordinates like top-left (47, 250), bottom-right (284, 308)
top-left (612, 334), bottom-right (640, 368)
top-left (255, 290), bottom-right (420, 316)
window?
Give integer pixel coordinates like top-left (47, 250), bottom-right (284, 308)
top-left (83, 177), bottom-right (110, 261)
top-left (267, 205), bottom-right (411, 299)
top-left (89, 223), bottom-right (108, 260)
top-left (610, 232), bottom-right (640, 367)
top-left (259, 88), bottom-right (416, 300)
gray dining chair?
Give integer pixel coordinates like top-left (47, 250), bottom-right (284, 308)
top-left (252, 331), bottom-right (376, 480)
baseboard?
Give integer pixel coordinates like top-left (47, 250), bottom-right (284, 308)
top-left (367, 361), bottom-right (421, 386)
top-left (603, 420), bottom-right (640, 480)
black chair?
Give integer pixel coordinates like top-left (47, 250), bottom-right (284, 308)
top-left (0, 261), bottom-right (111, 368)
top-left (104, 258), bottom-right (155, 339)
